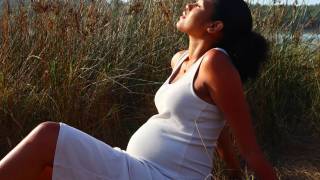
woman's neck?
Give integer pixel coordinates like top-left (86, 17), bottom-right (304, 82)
top-left (187, 36), bottom-right (216, 63)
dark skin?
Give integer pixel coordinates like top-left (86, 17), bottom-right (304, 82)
top-left (37, 167), bottom-right (52, 180)
top-left (35, 128), bottom-right (240, 180)
top-left (216, 126), bottom-right (242, 178)
top-left (1, 0), bottom-right (277, 179)
top-left (171, 50), bottom-right (242, 179)
top-left (0, 122), bottom-right (59, 180)
top-left (34, 48), bottom-right (242, 180)
top-left (175, 0), bottom-right (277, 179)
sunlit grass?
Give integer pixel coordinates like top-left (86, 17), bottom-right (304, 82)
top-left (0, 0), bottom-right (319, 179)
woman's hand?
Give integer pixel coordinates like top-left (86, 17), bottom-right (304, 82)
top-left (203, 49), bottom-right (277, 180)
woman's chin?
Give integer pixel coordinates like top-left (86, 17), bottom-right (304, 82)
top-left (175, 23), bottom-right (187, 33)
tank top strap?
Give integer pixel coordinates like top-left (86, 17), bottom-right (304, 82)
top-left (174, 50), bottom-right (189, 71)
top-left (213, 47), bottom-right (229, 56)
top-left (175, 48), bottom-right (227, 73)
top-left (187, 47), bottom-right (229, 88)
top-left (191, 47), bottom-right (230, 69)
top-left (169, 48), bottom-right (229, 85)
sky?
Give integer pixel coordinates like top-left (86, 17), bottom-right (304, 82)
top-left (251, 0), bottom-right (320, 5)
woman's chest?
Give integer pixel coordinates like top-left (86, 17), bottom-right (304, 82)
top-left (169, 65), bottom-right (215, 107)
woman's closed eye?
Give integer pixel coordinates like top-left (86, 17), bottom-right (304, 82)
top-left (192, 2), bottom-right (200, 7)
top-left (188, 0), bottom-right (201, 7)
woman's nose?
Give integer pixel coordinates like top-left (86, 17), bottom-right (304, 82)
top-left (185, 3), bottom-right (190, 10)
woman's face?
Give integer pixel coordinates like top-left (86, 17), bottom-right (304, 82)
top-left (176, 0), bottom-right (215, 36)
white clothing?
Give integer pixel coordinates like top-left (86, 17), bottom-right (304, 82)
top-left (126, 48), bottom-right (227, 179)
top-left (52, 48), bottom-right (228, 180)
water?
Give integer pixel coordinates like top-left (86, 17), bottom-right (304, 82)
top-left (274, 32), bottom-right (320, 46)
top-left (302, 33), bottom-right (320, 49)
top-left (303, 33), bottom-right (320, 41)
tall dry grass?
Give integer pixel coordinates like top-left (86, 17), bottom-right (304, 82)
top-left (0, 0), bottom-right (319, 179)
top-left (0, 0), bottom-right (184, 152)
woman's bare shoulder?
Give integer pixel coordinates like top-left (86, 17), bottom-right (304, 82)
top-left (202, 48), bottom-right (239, 79)
top-left (201, 48), bottom-right (242, 96)
top-left (171, 50), bottom-right (187, 69)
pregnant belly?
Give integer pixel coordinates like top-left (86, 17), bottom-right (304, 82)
top-left (126, 118), bottom-right (187, 171)
top-left (126, 116), bottom-right (216, 179)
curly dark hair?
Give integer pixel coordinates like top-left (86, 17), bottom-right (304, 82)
top-left (212, 0), bottom-right (269, 82)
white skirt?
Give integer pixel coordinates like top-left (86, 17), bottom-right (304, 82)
top-left (52, 122), bottom-right (170, 180)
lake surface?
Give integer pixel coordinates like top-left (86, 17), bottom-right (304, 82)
top-left (302, 33), bottom-right (320, 49)
top-left (303, 33), bottom-right (320, 40)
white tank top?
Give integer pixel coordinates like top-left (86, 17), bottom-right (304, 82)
top-left (126, 48), bottom-right (228, 179)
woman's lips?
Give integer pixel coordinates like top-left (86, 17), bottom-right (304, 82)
top-left (180, 15), bottom-right (186, 19)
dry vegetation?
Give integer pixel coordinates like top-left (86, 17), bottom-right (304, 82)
top-left (0, 0), bottom-right (319, 179)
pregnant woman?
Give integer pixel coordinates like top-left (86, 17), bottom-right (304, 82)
top-left (0, 0), bottom-right (277, 179)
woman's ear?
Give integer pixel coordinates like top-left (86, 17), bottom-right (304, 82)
top-left (207, 21), bottom-right (224, 34)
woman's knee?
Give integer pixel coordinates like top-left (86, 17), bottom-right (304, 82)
top-left (36, 121), bottom-right (60, 134)
top-left (29, 121), bottom-right (60, 144)
top-left (27, 121), bottom-right (60, 162)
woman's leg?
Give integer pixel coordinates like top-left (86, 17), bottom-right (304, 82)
top-left (0, 121), bottom-right (60, 180)
top-left (37, 166), bottom-right (53, 180)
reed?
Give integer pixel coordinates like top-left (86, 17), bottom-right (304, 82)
top-left (0, 0), bottom-right (319, 179)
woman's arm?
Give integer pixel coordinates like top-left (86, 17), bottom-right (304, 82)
top-left (216, 126), bottom-right (242, 178)
top-left (203, 49), bottom-right (277, 180)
